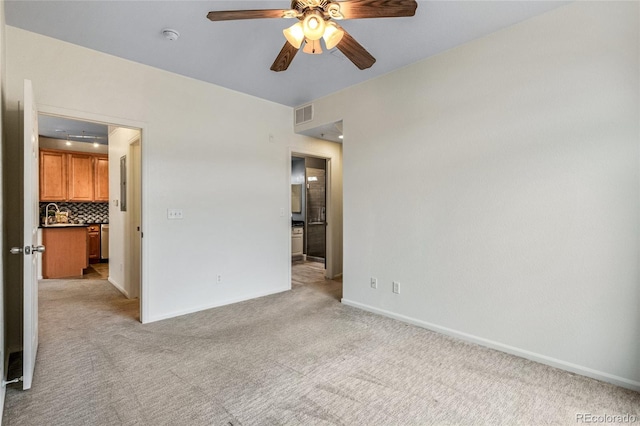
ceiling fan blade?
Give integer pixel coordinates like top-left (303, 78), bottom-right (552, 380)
top-left (337, 0), bottom-right (418, 19)
top-left (207, 9), bottom-right (289, 21)
top-left (336, 30), bottom-right (376, 70)
top-left (270, 42), bottom-right (300, 72)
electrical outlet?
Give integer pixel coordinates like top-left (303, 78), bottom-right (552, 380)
top-left (167, 209), bottom-right (184, 220)
top-left (217, 274), bottom-right (222, 284)
top-left (370, 277), bottom-right (377, 289)
top-left (392, 281), bottom-right (400, 294)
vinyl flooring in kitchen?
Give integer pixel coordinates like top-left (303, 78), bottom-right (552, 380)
top-left (81, 262), bottom-right (109, 279)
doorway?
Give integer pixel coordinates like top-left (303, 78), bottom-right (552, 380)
top-left (290, 151), bottom-right (342, 301)
top-left (303, 157), bottom-right (327, 265)
top-left (291, 154), bottom-right (329, 272)
top-left (36, 114), bottom-right (143, 312)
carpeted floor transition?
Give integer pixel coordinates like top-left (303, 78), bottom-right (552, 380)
top-left (3, 270), bottom-right (639, 425)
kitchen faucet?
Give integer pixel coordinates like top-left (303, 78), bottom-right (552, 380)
top-left (44, 203), bottom-right (59, 226)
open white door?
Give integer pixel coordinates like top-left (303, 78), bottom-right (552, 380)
top-left (22, 79), bottom-right (41, 389)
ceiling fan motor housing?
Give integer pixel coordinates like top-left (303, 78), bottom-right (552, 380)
top-left (291, 0), bottom-right (332, 15)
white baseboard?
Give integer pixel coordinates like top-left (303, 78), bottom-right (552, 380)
top-left (108, 277), bottom-right (129, 298)
top-left (146, 286), bottom-right (291, 323)
top-left (341, 298), bottom-right (640, 392)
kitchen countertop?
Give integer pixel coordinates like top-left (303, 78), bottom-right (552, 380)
top-left (39, 223), bottom-right (89, 229)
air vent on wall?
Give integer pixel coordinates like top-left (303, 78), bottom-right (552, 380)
top-left (294, 104), bottom-right (313, 125)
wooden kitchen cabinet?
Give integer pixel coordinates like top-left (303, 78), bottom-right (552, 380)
top-left (87, 224), bottom-right (100, 264)
top-left (39, 149), bottom-right (108, 202)
top-left (42, 227), bottom-right (88, 278)
top-left (94, 156), bottom-right (109, 202)
top-left (68, 153), bottom-right (94, 201)
top-left (40, 150), bottom-right (68, 201)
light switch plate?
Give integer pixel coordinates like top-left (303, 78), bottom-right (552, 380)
top-left (167, 209), bottom-right (183, 220)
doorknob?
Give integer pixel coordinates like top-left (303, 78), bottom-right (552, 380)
top-left (9, 246), bottom-right (44, 255)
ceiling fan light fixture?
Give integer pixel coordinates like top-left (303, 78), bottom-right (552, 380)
top-left (303, 39), bottom-right (323, 54)
top-left (322, 22), bottom-right (344, 50)
top-left (302, 11), bottom-right (326, 41)
top-left (283, 22), bottom-right (305, 49)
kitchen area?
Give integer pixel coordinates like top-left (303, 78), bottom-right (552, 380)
top-left (37, 116), bottom-right (110, 279)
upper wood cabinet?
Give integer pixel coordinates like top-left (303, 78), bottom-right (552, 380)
top-left (39, 149), bottom-right (108, 202)
top-left (40, 150), bottom-right (68, 201)
top-left (68, 153), bottom-right (95, 202)
top-left (94, 156), bottom-right (110, 202)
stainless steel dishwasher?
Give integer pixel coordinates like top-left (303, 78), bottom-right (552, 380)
top-left (100, 224), bottom-right (109, 260)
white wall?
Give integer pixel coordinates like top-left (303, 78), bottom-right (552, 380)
top-left (4, 26), bottom-right (341, 323)
top-left (299, 2), bottom-right (640, 389)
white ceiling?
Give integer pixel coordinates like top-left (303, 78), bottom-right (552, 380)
top-left (6, 1), bottom-right (569, 108)
top-left (38, 114), bottom-right (108, 144)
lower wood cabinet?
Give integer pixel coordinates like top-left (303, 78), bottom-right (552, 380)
top-left (87, 224), bottom-right (100, 264)
top-left (41, 227), bottom-right (88, 279)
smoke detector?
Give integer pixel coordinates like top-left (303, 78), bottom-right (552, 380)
top-left (162, 29), bottom-right (180, 41)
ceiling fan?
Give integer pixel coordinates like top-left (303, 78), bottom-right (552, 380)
top-left (207, 0), bottom-right (418, 72)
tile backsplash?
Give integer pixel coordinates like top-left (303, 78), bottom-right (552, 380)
top-left (40, 202), bottom-right (109, 224)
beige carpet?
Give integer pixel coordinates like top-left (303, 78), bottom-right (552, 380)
top-left (3, 269), bottom-right (639, 425)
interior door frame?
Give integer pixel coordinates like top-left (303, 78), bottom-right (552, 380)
top-left (37, 105), bottom-right (149, 323)
top-left (288, 148), bottom-right (334, 282)
top-left (128, 138), bottom-right (142, 300)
